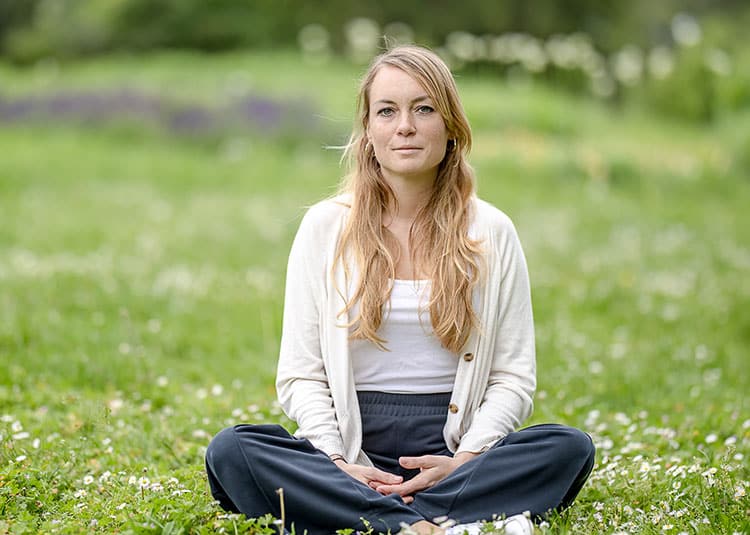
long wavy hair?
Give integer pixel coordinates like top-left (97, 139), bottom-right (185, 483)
top-left (334, 45), bottom-right (483, 353)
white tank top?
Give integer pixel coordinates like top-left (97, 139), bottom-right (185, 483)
top-left (350, 279), bottom-right (458, 393)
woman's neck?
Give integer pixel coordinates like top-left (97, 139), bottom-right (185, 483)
top-left (384, 175), bottom-right (434, 222)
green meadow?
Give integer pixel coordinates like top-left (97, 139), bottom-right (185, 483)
top-left (1, 51), bottom-right (748, 534)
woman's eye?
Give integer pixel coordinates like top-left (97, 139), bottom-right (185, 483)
top-left (416, 105), bottom-right (435, 114)
top-left (377, 108), bottom-right (394, 117)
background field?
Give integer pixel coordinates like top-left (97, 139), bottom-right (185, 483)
top-left (1, 51), bottom-right (749, 534)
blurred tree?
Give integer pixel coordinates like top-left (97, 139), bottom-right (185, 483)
top-left (2, 0), bottom-right (749, 60)
top-left (109, 0), bottom-right (300, 50)
top-left (0, 0), bottom-right (40, 53)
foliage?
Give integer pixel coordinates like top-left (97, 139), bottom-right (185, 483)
top-left (2, 1), bottom-right (749, 125)
top-left (0, 0), bottom-right (747, 59)
top-left (0, 51), bottom-right (749, 533)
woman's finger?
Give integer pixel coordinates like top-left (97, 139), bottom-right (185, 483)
top-left (399, 454), bottom-right (448, 470)
top-left (366, 467), bottom-right (402, 484)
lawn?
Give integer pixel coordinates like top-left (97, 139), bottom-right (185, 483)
top-left (0, 50), bottom-right (748, 534)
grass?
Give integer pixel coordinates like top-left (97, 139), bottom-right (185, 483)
top-left (1, 50), bottom-right (749, 534)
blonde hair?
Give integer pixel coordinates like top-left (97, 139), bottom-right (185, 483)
top-left (334, 45), bottom-right (483, 353)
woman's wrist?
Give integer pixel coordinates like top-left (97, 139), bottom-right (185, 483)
top-left (453, 451), bottom-right (480, 467)
top-left (329, 454), bottom-right (347, 464)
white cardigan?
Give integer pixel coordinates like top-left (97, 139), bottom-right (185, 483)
top-left (276, 195), bottom-right (536, 465)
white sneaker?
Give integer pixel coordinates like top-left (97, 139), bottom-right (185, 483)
top-left (444, 513), bottom-right (534, 535)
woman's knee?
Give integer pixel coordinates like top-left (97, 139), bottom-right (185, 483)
top-left (206, 424), bottom-right (290, 470)
top-left (548, 425), bottom-right (596, 466)
top-left (205, 426), bottom-right (242, 470)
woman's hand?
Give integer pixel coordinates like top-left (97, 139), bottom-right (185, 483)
top-left (373, 452), bottom-right (480, 503)
top-left (333, 459), bottom-right (404, 492)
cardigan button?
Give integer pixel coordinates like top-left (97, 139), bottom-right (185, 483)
top-left (462, 352), bottom-right (474, 362)
top-left (448, 403), bottom-right (459, 414)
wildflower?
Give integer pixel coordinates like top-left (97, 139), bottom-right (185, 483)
top-left (211, 384), bottom-right (224, 396)
top-left (11, 421), bottom-right (23, 432)
top-left (701, 467), bottom-right (717, 487)
top-left (74, 489), bottom-right (87, 498)
top-left (15, 455), bottom-right (27, 462)
top-left (705, 433), bottom-right (718, 444)
top-left (671, 13), bottom-right (702, 47)
top-left (735, 485), bottom-right (746, 500)
top-left (666, 464), bottom-right (686, 478)
top-left (32, 438), bottom-right (40, 449)
top-left (116, 503), bottom-right (128, 510)
top-left (1, 414), bottom-right (15, 423)
top-left (83, 475), bottom-right (94, 485)
top-left (156, 376), bottom-right (168, 387)
top-left (138, 476), bottom-right (150, 488)
top-left (99, 471), bottom-right (112, 483)
top-left (12, 432), bottom-right (30, 440)
top-left (192, 429), bottom-right (210, 440)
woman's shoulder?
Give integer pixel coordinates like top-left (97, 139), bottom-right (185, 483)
top-left (299, 194), bottom-right (351, 230)
top-left (471, 197), bottom-right (518, 236)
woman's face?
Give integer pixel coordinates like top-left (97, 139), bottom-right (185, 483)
top-left (366, 66), bottom-right (449, 188)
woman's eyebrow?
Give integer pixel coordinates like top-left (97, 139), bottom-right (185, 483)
top-left (373, 95), bottom-right (431, 106)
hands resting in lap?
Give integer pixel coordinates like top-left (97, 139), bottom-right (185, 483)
top-left (334, 452), bottom-right (479, 504)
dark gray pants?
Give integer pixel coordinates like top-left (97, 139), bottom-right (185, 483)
top-left (205, 392), bottom-right (595, 535)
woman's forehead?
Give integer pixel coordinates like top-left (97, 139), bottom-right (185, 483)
top-left (368, 66), bottom-right (433, 103)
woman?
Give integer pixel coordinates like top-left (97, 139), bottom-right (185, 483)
top-left (205, 45), bottom-right (595, 535)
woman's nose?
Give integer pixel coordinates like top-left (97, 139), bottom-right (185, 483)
top-left (396, 112), bottom-right (416, 135)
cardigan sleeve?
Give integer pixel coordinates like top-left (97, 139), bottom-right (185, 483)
top-left (457, 214), bottom-right (536, 453)
top-left (275, 205), bottom-right (346, 457)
